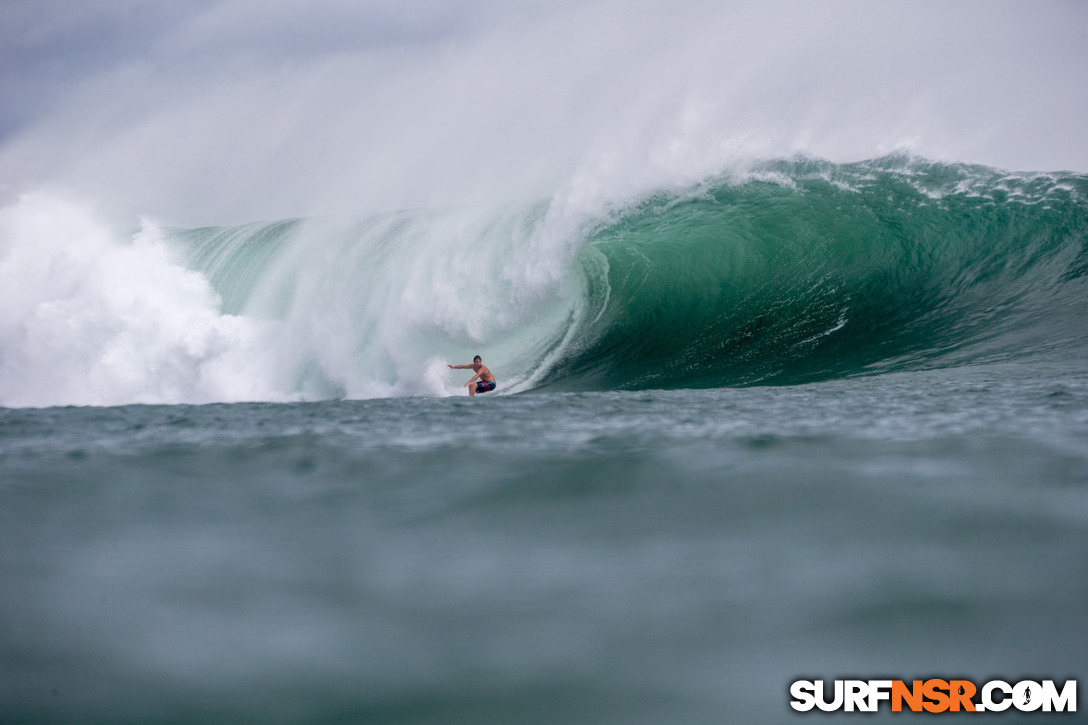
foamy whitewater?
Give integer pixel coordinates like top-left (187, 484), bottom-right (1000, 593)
top-left (2, 1), bottom-right (1087, 723)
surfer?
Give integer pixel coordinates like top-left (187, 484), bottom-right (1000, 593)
top-left (449, 355), bottom-right (496, 396)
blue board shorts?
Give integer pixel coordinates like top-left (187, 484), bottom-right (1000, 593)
top-left (475, 380), bottom-right (497, 394)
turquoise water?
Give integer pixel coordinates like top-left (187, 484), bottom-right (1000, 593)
top-left (2, 157), bottom-right (1087, 722)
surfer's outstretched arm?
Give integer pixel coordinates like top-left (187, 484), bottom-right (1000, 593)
top-left (448, 364), bottom-right (473, 369)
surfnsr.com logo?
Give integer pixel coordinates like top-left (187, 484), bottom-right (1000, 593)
top-left (790, 679), bottom-right (1077, 713)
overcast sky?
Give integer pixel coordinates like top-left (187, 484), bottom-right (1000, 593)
top-left (1, 0), bottom-right (1086, 224)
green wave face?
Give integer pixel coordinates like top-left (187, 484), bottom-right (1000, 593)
top-left (547, 157), bottom-right (1088, 390)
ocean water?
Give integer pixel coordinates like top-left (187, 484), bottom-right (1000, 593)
top-left (2, 157), bottom-right (1087, 722)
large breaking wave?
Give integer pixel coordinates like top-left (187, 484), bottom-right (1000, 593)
top-left (2, 156), bottom-right (1086, 406)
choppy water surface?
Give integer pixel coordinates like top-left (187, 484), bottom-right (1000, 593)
top-left (3, 361), bottom-right (1086, 723)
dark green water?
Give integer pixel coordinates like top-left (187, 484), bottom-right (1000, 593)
top-left (554, 157), bottom-right (1088, 390)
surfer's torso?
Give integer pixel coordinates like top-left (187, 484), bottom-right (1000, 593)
top-left (474, 364), bottom-right (495, 383)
